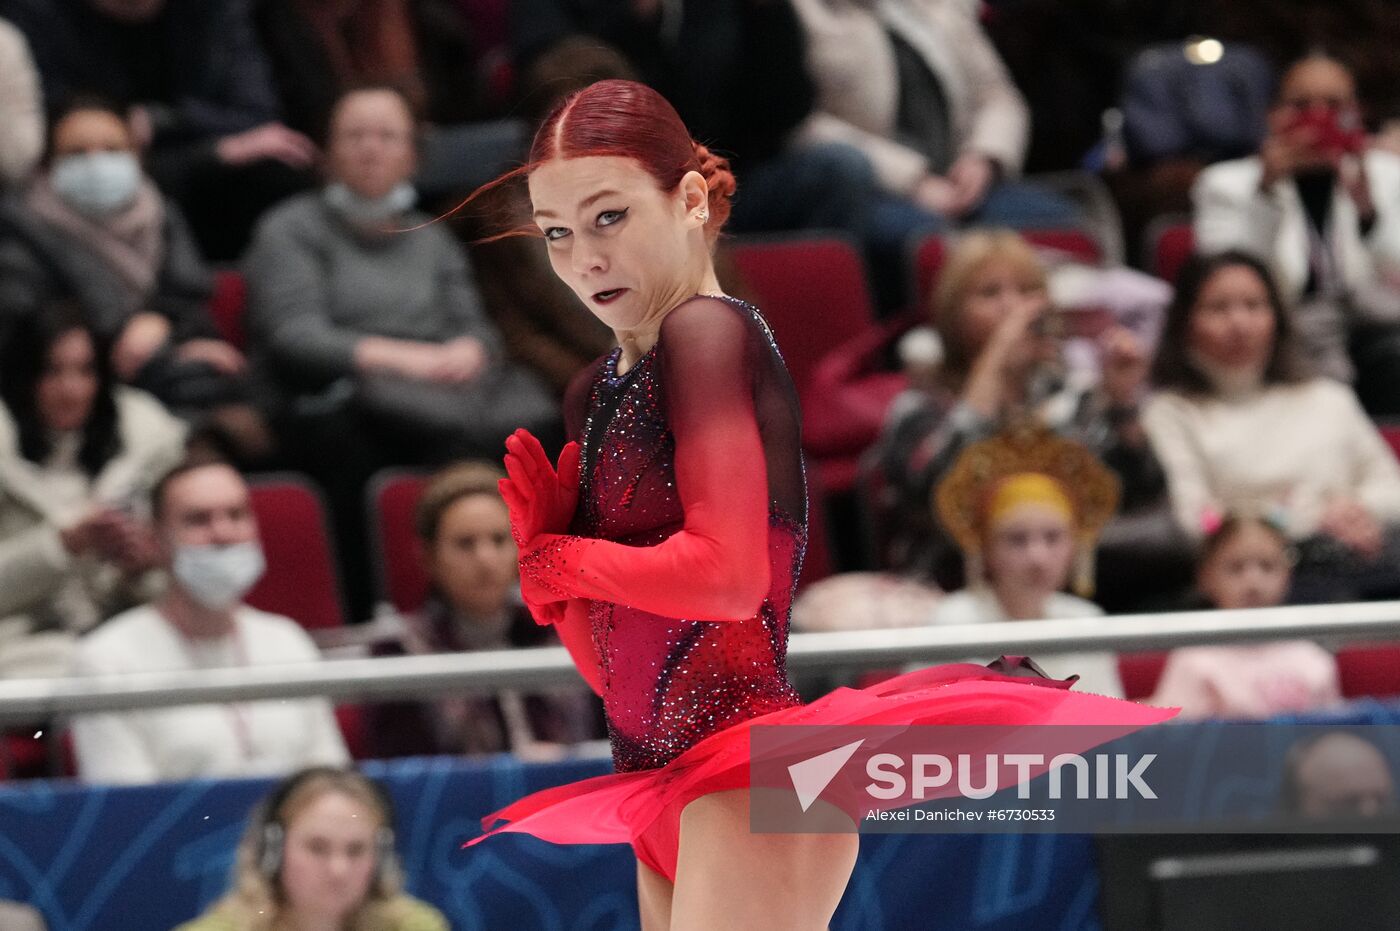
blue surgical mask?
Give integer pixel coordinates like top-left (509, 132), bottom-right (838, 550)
top-left (172, 541), bottom-right (266, 610)
top-left (50, 151), bottom-right (142, 215)
top-left (323, 181), bottom-right (417, 225)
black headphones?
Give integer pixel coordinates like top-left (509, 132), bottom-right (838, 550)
top-left (256, 767), bottom-right (400, 889)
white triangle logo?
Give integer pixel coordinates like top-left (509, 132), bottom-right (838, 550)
top-left (787, 739), bottom-right (866, 812)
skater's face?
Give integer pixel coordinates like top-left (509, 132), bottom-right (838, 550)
top-left (279, 790), bottom-right (382, 922)
top-left (1199, 520), bottom-right (1291, 610)
top-left (530, 155), bottom-right (710, 329)
top-left (1188, 264), bottom-right (1276, 374)
top-left (984, 502), bottom-right (1075, 604)
top-left (425, 492), bottom-right (518, 619)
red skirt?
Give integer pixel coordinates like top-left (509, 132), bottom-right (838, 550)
top-left (465, 659), bottom-right (1179, 882)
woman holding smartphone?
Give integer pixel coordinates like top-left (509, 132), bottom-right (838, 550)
top-left (875, 229), bottom-right (1163, 583)
top-left (1193, 53), bottom-right (1400, 414)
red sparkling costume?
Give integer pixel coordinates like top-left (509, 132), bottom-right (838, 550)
top-left (466, 296), bottom-right (1175, 881)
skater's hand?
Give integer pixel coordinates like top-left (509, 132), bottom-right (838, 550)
top-left (500, 429), bottom-right (581, 546)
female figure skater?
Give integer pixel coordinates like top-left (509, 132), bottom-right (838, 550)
top-left (466, 79), bottom-right (1175, 930)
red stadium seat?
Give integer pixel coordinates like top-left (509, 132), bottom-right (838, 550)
top-left (1146, 218), bottom-right (1194, 284)
top-left (910, 234), bottom-right (950, 318)
top-left (1121, 644), bottom-right (1400, 703)
top-left (367, 470), bottom-right (432, 615)
top-left (1378, 424), bottom-right (1400, 463)
top-left (912, 227), bottom-right (1104, 312)
top-left (1024, 228), bottom-right (1102, 265)
top-left (1117, 651), bottom-right (1169, 701)
top-left (1336, 644), bottom-right (1400, 699)
top-left (209, 269), bottom-right (248, 350)
top-left (729, 235), bottom-right (877, 395)
top-left (334, 704), bottom-right (371, 760)
top-left (1, 732), bottom-right (42, 778)
top-left (247, 474), bottom-right (347, 629)
top-left (729, 234), bottom-right (881, 495)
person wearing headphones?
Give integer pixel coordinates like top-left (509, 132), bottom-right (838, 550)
top-left (174, 766), bottom-right (447, 931)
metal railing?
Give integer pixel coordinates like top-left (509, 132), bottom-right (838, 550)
top-left (1, 600), bottom-right (1398, 725)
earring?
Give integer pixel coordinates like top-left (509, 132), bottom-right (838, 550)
top-left (697, 210), bottom-right (709, 223)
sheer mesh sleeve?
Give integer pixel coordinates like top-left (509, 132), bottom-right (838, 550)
top-left (520, 296), bottom-right (801, 621)
top-left (562, 358), bottom-right (599, 441)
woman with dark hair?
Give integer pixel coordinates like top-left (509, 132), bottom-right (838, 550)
top-left (0, 302), bottom-right (185, 677)
top-left (460, 79), bottom-right (1175, 927)
top-left (0, 95), bottom-right (267, 461)
top-left (1143, 250), bottom-right (1400, 601)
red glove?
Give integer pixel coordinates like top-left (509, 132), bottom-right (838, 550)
top-left (499, 429), bottom-right (581, 546)
top-left (499, 429), bottom-right (581, 625)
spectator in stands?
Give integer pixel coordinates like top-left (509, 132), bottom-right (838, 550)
top-left (0, 0), bottom-right (317, 260)
top-left (0, 18), bottom-right (41, 189)
top-left (254, 0), bottom-right (527, 202)
top-left (0, 303), bottom-right (184, 678)
top-left (789, 0), bottom-right (1077, 305)
top-left (1279, 730), bottom-right (1398, 819)
top-left (0, 98), bottom-right (269, 462)
top-left (1193, 53), bottom-right (1400, 414)
top-left (246, 85), bottom-right (556, 460)
top-left (245, 85), bottom-right (558, 617)
top-left (874, 230), bottom-right (1165, 587)
top-left (254, 0), bottom-right (427, 144)
top-left (369, 462), bottom-right (602, 760)
top-left (70, 459), bottom-right (349, 783)
top-left (1143, 251), bottom-right (1400, 603)
top-left (1149, 512), bottom-right (1341, 720)
top-left (926, 429), bottom-right (1124, 698)
top-left (175, 767), bottom-right (447, 931)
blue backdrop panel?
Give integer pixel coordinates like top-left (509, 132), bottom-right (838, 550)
top-left (10, 700), bottom-right (1399, 930)
top-left (0, 753), bottom-right (1100, 931)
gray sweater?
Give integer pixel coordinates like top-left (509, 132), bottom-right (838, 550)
top-left (244, 192), bottom-right (503, 392)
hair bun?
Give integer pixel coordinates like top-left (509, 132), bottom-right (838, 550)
top-left (691, 141), bottom-right (736, 232)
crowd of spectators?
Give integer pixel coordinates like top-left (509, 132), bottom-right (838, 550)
top-left (5, 2), bottom-right (1400, 926)
top-left (0, 0), bottom-right (1398, 798)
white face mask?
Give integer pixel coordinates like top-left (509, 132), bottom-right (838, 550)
top-left (323, 181), bottom-right (417, 225)
top-left (50, 151), bottom-right (142, 215)
top-left (171, 541), bottom-right (266, 610)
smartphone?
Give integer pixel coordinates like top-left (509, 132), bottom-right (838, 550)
top-left (1286, 107), bottom-right (1366, 157)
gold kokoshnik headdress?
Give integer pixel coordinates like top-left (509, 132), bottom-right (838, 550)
top-left (934, 428), bottom-right (1120, 597)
